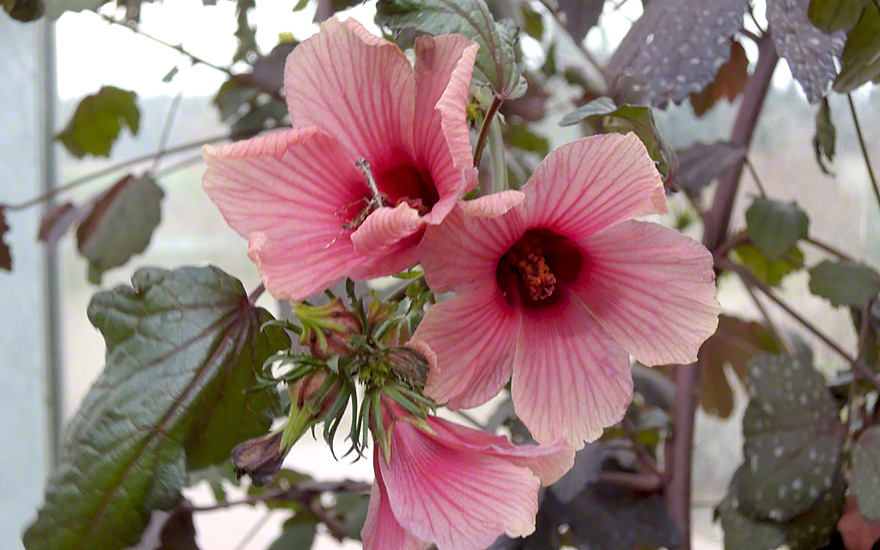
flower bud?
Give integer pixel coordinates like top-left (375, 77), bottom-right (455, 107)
top-left (387, 345), bottom-right (430, 391)
top-left (295, 298), bottom-right (362, 360)
top-left (289, 370), bottom-right (342, 419)
top-left (230, 431), bottom-right (286, 487)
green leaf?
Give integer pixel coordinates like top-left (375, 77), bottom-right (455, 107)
top-left (3, 0), bottom-right (45, 20)
top-left (733, 244), bottom-right (804, 287)
top-left (376, 0), bottom-right (527, 99)
top-left (213, 80), bottom-right (259, 121)
top-left (505, 124), bottom-right (549, 157)
top-left (719, 466), bottom-right (847, 550)
top-left (852, 426), bottom-right (880, 521)
top-left (813, 97), bottom-right (836, 175)
top-left (809, 0), bottom-right (868, 32)
top-left (334, 491), bottom-right (371, 539)
top-left (57, 86), bottom-right (140, 158)
top-left (809, 260), bottom-right (880, 307)
top-left (23, 266), bottom-right (288, 550)
top-left (738, 355), bottom-right (845, 522)
top-left (559, 97), bottom-right (678, 184)
top-left (266, 515), bottom-right (317, 550)
top-left (233, 0), bottom-right (257, 63)
top-left (0, 205), bottom-right (11, 271)
top-left (746, 198), bottom-right (810, 262)
top-left (520, 4), bottom-right (544, 39)
top-left (75, 175), bottom-right (164, 284)
top-left (833, 4), bottom-right (880, 93)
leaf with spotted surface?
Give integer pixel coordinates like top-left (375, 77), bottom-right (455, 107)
top-left (737, 355), bottom-right (845, 522)
top-left (852, 426), bottom-right (880, 521)
top-left (23, 266), bottom-right (287, 550)
top-left (766, 0), bottom-right (846, 103)
top-left (605, 0), bottom-right (748, 108)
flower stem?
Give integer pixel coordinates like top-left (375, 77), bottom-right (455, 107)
top-left (847, 93), bottom-right (880, 217)
top-left (667, 34), bottom-right (778, 548)
top-left (804, 237), bottom-right (855, 262)
top-left (248, 283), bottom-right (265, 304)
top-left (473, 94), bottom-right (503, 168)
top-left (488, 115), bottom-right (509, 192)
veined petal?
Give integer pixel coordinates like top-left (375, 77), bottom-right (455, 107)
top-left (380, 421), bottom-right (542, 550)
top-left (572, 220), bottom-right (720, 365)
top-left (456, 190), bottom-right (525, 218)
top-left (413, 284), bottom-right (519, 410)
top-left (420, 203), bottom-right (527, 294)
top-left (363, 459), bottom-right (428, 550)
top-left (413, 35), bottom-right (479, 225)
top-left (351, 203), bottom-right (425, 256)
top-left (511, 292), bottom-right (632, 448)
top-left (425, 416), bottom-right (575, 485)
top-left (284, 18), bottom-right (415, 166)
top-left (202, 128), bottom-right (369, 300)
top-left (522, 133), bottom-right (667, 239)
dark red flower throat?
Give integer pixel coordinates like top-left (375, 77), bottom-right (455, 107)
top-left (496, 229), bottom-right (583, 309)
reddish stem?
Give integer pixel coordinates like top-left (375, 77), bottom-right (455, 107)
top-left (665, 33), bottom-right (778, 547)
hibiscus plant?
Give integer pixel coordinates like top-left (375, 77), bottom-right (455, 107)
top-left (4, 0), bottom-right (880, 549)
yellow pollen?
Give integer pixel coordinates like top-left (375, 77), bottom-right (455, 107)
top-left (508, 237), bottom-right (557, 300)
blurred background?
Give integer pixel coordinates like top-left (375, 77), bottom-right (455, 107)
top-left (1, 0), bottom-right (878, 548)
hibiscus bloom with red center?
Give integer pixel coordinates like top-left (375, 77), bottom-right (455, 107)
top-left (361, 399), bottom-right (574, 550)
top-left (412, 133), bottom-right (721, 447)
top-left (202, 18), bottom-right (478, 300)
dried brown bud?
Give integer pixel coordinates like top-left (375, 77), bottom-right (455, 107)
top-left (230, 431), bottom-right (286, 487)
top-left (387, 346), bottom-right (430, 391)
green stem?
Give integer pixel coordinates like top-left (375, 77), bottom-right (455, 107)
top-left (488, 115), bottom-right (509, 193)
top-left (847, 94), bottom-right (880, 216)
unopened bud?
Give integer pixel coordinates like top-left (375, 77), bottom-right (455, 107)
top-left (295, 298), bottom-right (361, 360)
top-left (230, 431), bottom-right (286, 487)
top-left (289, 370), bottom-right (343, 419)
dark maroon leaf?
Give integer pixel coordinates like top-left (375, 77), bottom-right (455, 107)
top-left (677, 141), bottom-right (746, 197)
top-left (690, 41), bottom-right (749, 116)
top-left (37, 202), bottom-right (90, 247)
top-left (3, 0), bottom-right (45, 21)
top-left (0, 205), bottom-right (10, 271)
top-left (131, 505), bottom-right (200, 550)
top-left (556, 0), bottom-right (604, 43)
top-left (766, 0), bottom-right (846, 103)
top-left (606, 0), bottom-right (749, 108)
top-left (250, 41), bottom-right (298, 94)
top-left (837, 497), bottom-right (880, 550)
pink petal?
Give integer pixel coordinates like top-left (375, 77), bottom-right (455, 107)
top-left (511, 291), bottom-right (632, 448)
top-left (413, 35), bottom-right (480, 225)
top-left (572, 220), bottom-right (720, 365)
top-left (284, 18), bottom-right (415, 166)
top-left (412, 284), bottom-right (519, 409)
top-left (522, 133), bottom-right (667, 240)
top-left (350, 203), bottom-right (425, 256)
top-left (363, 459), bottom-right (428, 550)
top-left (456, 190), bottom-right (525, 218)
top-left (425, 416), bottom-right (575, 485)
top-left (420, 203), bottom-right (527, 294)
top-left (380, 421), bottom-right (542, 550)
top-left (202, 128), bottom-right (369, 300)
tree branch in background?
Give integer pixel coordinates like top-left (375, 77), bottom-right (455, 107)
top-left (100, 14), bottom-right (285, 102)
top-left (718, 258), bottom-right (880, 391)
top-left (847, 93), bottom-right (880, 216)
top-left (666, 33), bottom-right (779, 548)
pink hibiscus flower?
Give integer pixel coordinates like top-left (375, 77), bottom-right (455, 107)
top-left (362, 400), bottom-right (574, 550)
top-left (411, 133), bottom-right (721, 447)
top-left (202, 18), bottom-right (479, 300)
